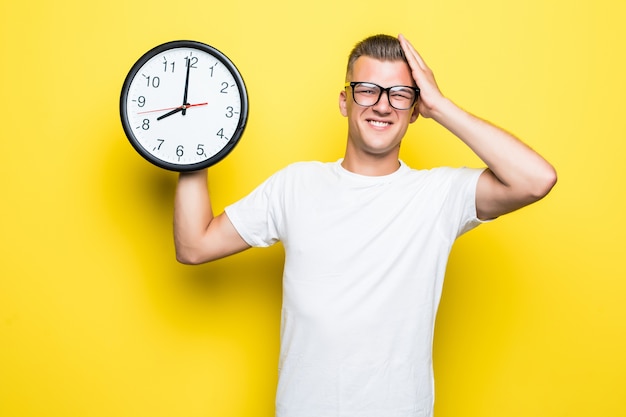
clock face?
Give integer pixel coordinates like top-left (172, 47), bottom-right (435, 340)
top-left (120, 41), bottom-right (248, 171)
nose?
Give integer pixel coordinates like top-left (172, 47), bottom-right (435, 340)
top-left (372, 90), bottom-right (392, 113)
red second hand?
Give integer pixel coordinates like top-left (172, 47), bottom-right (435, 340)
top-left (137, 102), bottom-right (208, 115)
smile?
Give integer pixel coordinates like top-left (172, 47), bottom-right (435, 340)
top-left (368, 120), bottom-right (391, 127)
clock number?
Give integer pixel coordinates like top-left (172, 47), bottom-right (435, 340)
top-left (220, 82), bottom-right (229, 94)
top-left (196, 144), bottom-right (206, 156)
top-left (209, 63), bottom-right (217, 77)
top-left (141, 119), bottom-right (150, 130)
top-left (163, 58), bottom-right (175, 73)
top-left (216, 128), bottom-right (229, 140)
top-left (154, 139), bottom-right (164, 151)
top-left (185, 56), bottom-right (199, 69)
top-left (136, 96), bottom-right (146, 107)
top-left (176, 145), bottom-right (184, 157)
top-left (144, 75), bottom-right (160, 88)
top-left (226, 106), bottom-right (236, 118)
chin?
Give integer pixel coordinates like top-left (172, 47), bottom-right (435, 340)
top-left (364, 137), bottom-right (402, 153)
top-left (361, 143), bottom-right (401, 157)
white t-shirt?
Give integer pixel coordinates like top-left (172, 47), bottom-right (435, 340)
top-left (225, 160), bottom-right (485, 417)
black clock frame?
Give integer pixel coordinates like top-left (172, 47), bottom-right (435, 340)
top-left (120, 40), bottom-right (249, 172)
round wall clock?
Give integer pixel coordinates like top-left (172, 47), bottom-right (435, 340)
top-left (120, 40), bottom-right (248, 171)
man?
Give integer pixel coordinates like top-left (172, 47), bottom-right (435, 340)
top-left (174, 34), bottom-right (556, 417)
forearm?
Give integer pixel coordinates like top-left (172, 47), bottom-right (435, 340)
top-left (433, 98), bottom-right (556, 197)
top-left (173, 169), bottom-right (213, 263)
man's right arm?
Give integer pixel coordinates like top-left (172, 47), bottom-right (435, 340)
top-left (173, 169), bottom-right (250, 264)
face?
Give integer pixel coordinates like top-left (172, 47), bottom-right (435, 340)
top-left (339, 56), bottom-right (419, 159)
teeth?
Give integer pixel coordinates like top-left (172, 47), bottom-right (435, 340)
top-left (369, 120), bottom-right (390, 127)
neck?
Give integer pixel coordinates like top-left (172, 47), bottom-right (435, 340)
top-left (341, 151), bottom-right (401, 176)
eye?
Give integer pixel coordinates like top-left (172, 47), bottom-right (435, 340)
top-left (356, 88), bottom-right (376, 95)
top-left (354, 83), bottom-right (380, 95)
top-left (390, 88), bottom-right (415, 100)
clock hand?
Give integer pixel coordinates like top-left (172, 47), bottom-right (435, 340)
top-left (181, 56), bottom-right (192, 115)
top-left (138, 102), bottom-right (208, 115)
top-left (156, 106), bottom-right (183, 121)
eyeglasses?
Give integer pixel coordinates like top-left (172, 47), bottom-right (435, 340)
top-left (345, 82), bottom-right (420, 110)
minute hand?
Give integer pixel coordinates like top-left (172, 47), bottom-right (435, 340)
top-left (181, 57), bottom-right (191, 115)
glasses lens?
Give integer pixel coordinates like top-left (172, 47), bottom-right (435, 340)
top-left (352, 83), bottom-right (381, 107)
top-left (351, 83), bottom-right (416, 110)
top-left (388, 87), bottom-right (417, 110)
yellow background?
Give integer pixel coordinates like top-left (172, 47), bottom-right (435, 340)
top-left (1, 0), bottom-right (625, 416)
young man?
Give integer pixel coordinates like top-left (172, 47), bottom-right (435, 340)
top-left (174, 34), bottom-right (556, 417)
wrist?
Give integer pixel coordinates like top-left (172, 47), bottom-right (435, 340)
top-left (179, 168), bottom-right (208, 176)
top-left (428, 97), bottom-right (458, 123)
top-left (178, 169), bottom-right (208, 184)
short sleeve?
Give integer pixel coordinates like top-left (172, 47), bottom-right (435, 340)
top-left (440, 167), bottom-right (490, 238)
top-left (224, 170), bottom-right (285, 248)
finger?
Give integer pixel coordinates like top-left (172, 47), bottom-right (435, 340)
top-left (398, 35), bottom-right (423, 77)
top-left (398, 34), bottom-right (428, 71)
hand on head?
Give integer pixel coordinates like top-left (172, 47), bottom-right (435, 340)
top-left (398, 34), bottom-right (446, 119)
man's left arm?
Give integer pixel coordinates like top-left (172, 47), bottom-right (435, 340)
top-left (399, 34), bottom-right (557, 220)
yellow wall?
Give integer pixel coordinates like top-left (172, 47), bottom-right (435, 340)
top-left (1, 0), bottom-right (624, 416)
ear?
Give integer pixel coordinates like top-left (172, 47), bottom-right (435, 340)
top-left (339, 90), bottom-right (348, 117)
top-left (409, 104), bottom-right (419, 123)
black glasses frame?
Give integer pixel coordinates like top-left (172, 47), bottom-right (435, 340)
top-left (345, 81), bottom-right (420, 110)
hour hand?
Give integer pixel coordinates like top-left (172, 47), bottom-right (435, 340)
top-left (157, 106), bottom-right (183, 121)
